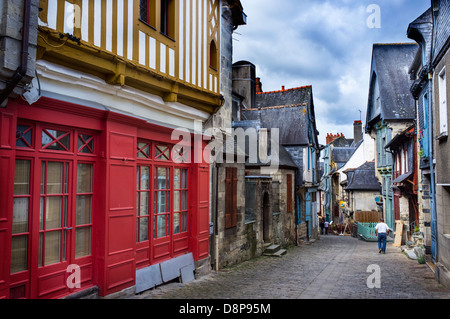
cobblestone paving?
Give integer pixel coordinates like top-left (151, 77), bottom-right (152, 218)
top-left (124, 235), bottom-right (450, 299)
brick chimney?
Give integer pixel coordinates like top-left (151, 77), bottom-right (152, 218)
top-left (255, 77), bottom-right (263, 93)
top-left (326, 133), bottom-right (345, 145)
top-left (353, 120), bottom-right (363, 145)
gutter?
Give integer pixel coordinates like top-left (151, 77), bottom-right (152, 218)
top-left (0, 0), bottom-right (32, 107)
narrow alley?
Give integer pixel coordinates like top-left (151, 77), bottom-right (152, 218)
top-left (114, 235), bottom-right (450, 300)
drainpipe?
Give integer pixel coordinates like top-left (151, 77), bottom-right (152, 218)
top-left (0, 0), bottom-right (32, 107)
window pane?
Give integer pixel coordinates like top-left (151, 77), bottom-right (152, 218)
top-left (155, 191), bottom-right (169, 213)
top-left (139, 192), bottom-right (149, 216)
top-left (42, 130), bottom-right (70, 151)
top-left (12, 198), bottom-right (29, 234)
top-left (139, 217), bottom-right (149, 242)
top-left (174, 168), bottom-right (181, 189)
top-left (155, 215), bottom-right (168, 238)
top-left (174, 213), bottom-right (180, 234)
top-left (182, 169), bottom-right (188, 188)
top-left (46, 162), bottom-right (64, 194)
top-left (137, 142), bottom-right (150, 158)
top-left (139, 0), bottom-right (148, 22)
top-left (10, 236), bottom-right (27, 273)
top-left (76, 195), bottom-right (92, 225)
top-left (16, 125), bottom-right (33, 148)
top-left (75, 227), bottom-right (91, 258)
top-left (139, 166), bottom-right (150, 190)
top-left (78, 135), bottom-right (94, 154)
top-left (44, 231), bottom-right (61, 266)
top-left (14, 160), bottom-right (30, 195)
top-left (180, 212), bottom-right (187, 233)
top-left (174, 191), bottom-right (180, 212)
top-left (155, 145), bottom-right (170, 161)
top-left (181, 190), bottom-right (188, 211)
top-left (155, 167), bottom-right (169, 189)
top-left (45, 196), bottom-right (62, 229)
top-left (77, 164), bottom-right (93, 193)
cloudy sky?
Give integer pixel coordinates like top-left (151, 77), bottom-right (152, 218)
top-left (232, 0), bottom-right (430, 145)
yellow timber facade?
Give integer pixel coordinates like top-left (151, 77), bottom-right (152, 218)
top-left (37, 0), bottom-right (222, 113)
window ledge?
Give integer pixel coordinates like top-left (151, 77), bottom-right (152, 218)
top-left (443, 234), bottom-right (450, 240)
top-left (436, 131), bottom-right (448, 141)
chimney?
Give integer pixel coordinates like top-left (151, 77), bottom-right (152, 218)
top-left (255, 77), bottom-right (263, 93)
top-left (353, 120), bottom-right (363, 145)
top-left (326, 133), bottom-right (346, 145)
top-left (282, 86), bottom-right (285, 91)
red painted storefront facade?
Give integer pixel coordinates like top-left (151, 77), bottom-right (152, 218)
top-left (0, 97), bottom-right (210, 299)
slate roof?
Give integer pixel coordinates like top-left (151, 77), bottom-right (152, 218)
top-left (366, 43), bottom-right (418, 127)
top-left (232, 121), bottom-right (298, 169)
top-left (332, 147), bottom-right (356, 170)
top-left (345, 161), bottom-right (381, 191)
top-left (241, 86), bottom-right (316, 147)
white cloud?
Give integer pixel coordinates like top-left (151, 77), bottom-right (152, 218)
top-left (233, 0), bottom-right (430, 145)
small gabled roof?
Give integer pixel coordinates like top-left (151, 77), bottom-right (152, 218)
top-left (346, 161), bottom-right (381, 191)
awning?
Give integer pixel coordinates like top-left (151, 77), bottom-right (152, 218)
top-left (392, 172), bottom-right (413, 184)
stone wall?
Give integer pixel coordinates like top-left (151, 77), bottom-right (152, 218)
top-left (0, 0), bottom-right (39, 100)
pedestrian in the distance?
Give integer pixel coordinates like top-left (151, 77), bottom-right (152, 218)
top-left (320, 219), bottom-right (325, 235)
top-left (324, 221), bottom-right (329, 235)
top-left (375, 218), bottom-right (390, 254)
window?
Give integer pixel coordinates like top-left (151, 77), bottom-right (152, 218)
top-left (160, 0), bottom-right (175, 39)
top-left (137, 166), bottom-right (150, 242)
top-left (42, 129), bottom-right (70, 152)
top-left (78, 134), bottom-right (94, 154)
top-left (16, 125), bottom-right (33, 148)
top-left (209, 41), bottom-right (218, 70)
top-left (155, 144), bottom-right (170, 161)
top-left (439, 67), bottom-right (447, 135)
top-left (11, 160), bottom-right (31, 274)
top-left (75, 163), bottom-right (93, 258)
top-left (139, 0), bottom-right (156, 27)
top-left (173, 168), bottom-right (188, 234)
top-left (154, 167), bottom-right (170, 238)
top-left (225, 167), bottom-right (238, 229)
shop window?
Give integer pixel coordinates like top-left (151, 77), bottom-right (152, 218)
top-left (42, 129), bottom-right (70, 152)
top-left (154, 167), bottom-right (170, 238)
top-left (137, 165), bottom-right (151, 242)
top-left (173, 168), bottom-right (188, 234)
top-left (16, 124), bottom-right (33, 148)
top-left (225, 167), bottom-right (237, 229)
top-left (160, 0), bottom-right (175, 39)
top-left (139, 0), bottom-right (157, 27)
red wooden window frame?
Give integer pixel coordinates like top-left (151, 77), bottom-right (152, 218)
top-left (225, 167), bottom-right (238, 229)
top-left (154, 166), bottom-right (171, 238)
top-left (136, 165), bottom-right (151, 243)
top-left (173, 168), bottom-right (188, 235)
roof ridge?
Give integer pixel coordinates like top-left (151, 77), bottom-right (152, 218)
top-left (257, 85), bottom-right (312, 95)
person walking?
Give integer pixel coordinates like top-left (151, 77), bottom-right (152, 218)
top-left (320, 219), bottom-right (325, 235)
top-left (375, 218), bottom-right (390, 254)
top-left (324, 221), bottom-right (329, 235)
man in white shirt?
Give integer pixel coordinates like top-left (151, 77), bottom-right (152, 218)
top-left (375, 218), bottom-right (390, 254)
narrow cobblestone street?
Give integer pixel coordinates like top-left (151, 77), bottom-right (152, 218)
top-left (121, 235), bottom-right (450, 300)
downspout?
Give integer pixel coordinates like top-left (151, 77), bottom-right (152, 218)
top-left (0, 0), bottom-right (32, 106)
